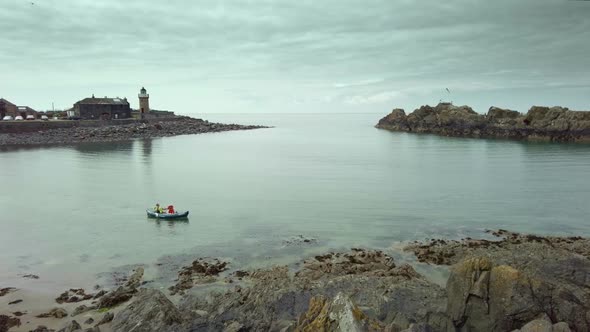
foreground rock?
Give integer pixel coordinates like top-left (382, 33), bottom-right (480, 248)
top-left (406, 230), bottom-right (590, 331)
top-left (57, 320), bottom-right (81, 332)
top-left (178, 249), bottom-right (449, 331)
top-left (294, 293), bottom-right (384, 331)
top-left (111, 288), bottom-right (183, 332)
top-left (0, 116), bottom-right (269, 146)
top-left (36, 308), bottom-right (68, 318)
top-left (376, 103), bottom-right (590, 142)
top-left (404, 229), bottom-right (590, 266)
top-left (17, 231), bottom-right (588, 332)
top-left (97, 267), bottom-right (144, 308)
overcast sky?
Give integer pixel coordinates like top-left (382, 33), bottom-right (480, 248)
top-left (1, 0), bottom-right (589, 114)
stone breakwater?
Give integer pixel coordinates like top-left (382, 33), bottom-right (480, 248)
top-left (376, 103), bottom-right (590, 142)
top-left (0, 117), bottom-right (269, 146)
top-left (3, 230), bottom-right (589, 332)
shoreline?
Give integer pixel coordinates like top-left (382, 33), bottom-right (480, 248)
top-left (2, 229), bottom-right (589, 332)
top-left (0, 116), bottom-right (270, 147)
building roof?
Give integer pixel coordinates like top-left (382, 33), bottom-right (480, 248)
top-left (75, 97), bottom-right (129, 105)
top-left (0, 98), bottom-right (17, 107)
top-left (17, 106), bottom-right (37, 112)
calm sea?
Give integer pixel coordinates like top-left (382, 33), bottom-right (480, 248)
top-left (1, 113), bottom-right (589, 291)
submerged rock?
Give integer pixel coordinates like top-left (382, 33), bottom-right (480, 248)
top-left (56, 288), bottom-right (94, 304)
top-left (97, 267), bottom-right (144, 308)
top-left (169, 258), bottom-right (229, 295)
top-left (0, 315), bottom-right (21, 332)
top-left (0, 287), bottom-right (16, 297)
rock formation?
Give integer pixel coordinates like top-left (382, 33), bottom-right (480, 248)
top-left (376, 103), bottom-right (590, 142)
top-left (111, 289), bottom-right (183, 332)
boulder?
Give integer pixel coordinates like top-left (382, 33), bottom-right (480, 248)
top-left (447, 255), bottom-right (590, 331)
top-left (36, 308), bottom-right (68, 318)
top-left (96, 286), bottom-right (135, 308)
top-left (72, 305), bottom-right (95, 317)
top-left (447, 257), bottom-right (539, 331)
top-left (510, 315), bottom-right (572, 332)
top-left (111, 289), bottom-right (183, 332)
top-left (57, 320), bottom-right (81, 332)
top-left (95, 312), bottom-right (114, 326)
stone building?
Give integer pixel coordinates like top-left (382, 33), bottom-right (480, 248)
top-left (0, 98), bottom-right (18, 118)
top-left (73, 95), bottom-right (131, 120)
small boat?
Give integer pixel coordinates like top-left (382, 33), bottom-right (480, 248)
top-left (146, 209), bottom-right (189, 219)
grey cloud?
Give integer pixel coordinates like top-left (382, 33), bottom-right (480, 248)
top-left (0, 0), bottom-right (589, 113)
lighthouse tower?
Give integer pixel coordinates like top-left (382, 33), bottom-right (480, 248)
top-left (138, 87), bottom-right (149, 119)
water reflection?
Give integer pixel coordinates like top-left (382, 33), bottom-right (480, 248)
top-left (151, 218), bottom-right (190, 229)
top-left (138, 139), bottom-right (153, 160)
top-left (73, 141), bottom-right (134, 155)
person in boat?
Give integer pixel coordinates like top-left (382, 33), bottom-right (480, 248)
top-left (167, 205), bottom-right (175, 214)
top-left (154, 203), bottom-right (164, 213)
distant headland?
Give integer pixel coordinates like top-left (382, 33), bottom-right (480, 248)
top-left (376, 103), bottom-right (590, 143)
top-left (0, 87), bottom-right (269, 146)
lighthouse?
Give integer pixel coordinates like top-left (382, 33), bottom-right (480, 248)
top-left (138, 87), bottom-right (149, 119)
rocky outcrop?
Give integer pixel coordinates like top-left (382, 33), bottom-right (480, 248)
top-left (0, 117), bottom-right (269, 146)
top-left (12, 231), bottom-right (589, 332)
top-left (376, 103), bottom-right (590, 142)
top-left (406, 230), bottom-right (590, 331)
top-left (404, 229), bottom-right (590, 266)
top-left (97, 267), bottom-right (144, 308)
top-left (178, 249), bottom-right (449, 331)
top-left (111, 289), bottom-right (183, 332)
